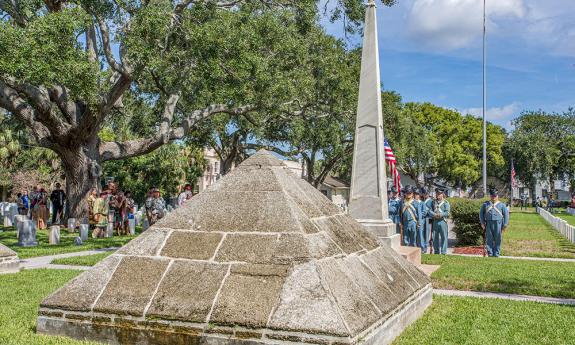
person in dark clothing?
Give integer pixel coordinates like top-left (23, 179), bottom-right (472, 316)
top-left (50, 183), bottom-right (66, 224)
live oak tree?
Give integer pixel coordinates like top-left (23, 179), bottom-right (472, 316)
top-left (507, 109), bottom-right (575, 195)
top-left (0, 0), bottom-right (396, 218)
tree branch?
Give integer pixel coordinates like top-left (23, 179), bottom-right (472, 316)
top-left (0, 82), bottom-right (52, 147)
top-left (100, 102), bottom-right (255, 160)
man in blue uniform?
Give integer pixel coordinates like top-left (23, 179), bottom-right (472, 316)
top-left (388, 186), bottom-right (401, 234)
top-left (429, 188), bottom-right (450, 254)
top-left (418, 188), bottom-right (433, 253)
top-left (399, 185), bottom-right (419, 247)
top-left (479, 188), bottom-right (509, 257)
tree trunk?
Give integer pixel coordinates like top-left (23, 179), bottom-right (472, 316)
top-left (56, 138), bottom-right (101, 221)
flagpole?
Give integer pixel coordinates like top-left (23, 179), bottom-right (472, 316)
top-left (482, 0), bottom-right (488, 196)
top-left (510, 159), bottom-right (514, 208)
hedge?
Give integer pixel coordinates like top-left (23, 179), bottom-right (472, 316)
top-left (448, 198), bottom-right (489, 246)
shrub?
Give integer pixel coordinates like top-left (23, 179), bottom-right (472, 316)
top-left (448, 198), bottom-right (487, 246)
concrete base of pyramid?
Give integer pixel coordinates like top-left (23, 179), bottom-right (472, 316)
top-left (37, 284), bottom-right (432, 345)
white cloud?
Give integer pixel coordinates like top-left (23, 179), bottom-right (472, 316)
top-left (460, 102), bottom-right (522, 123)
top-left (406, 0), bottom-right (526, 50)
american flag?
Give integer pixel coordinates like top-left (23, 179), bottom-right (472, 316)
top-left (384, 139), bottom-right (402, 192)
top-left (511, 161), bottom-right (517, 187)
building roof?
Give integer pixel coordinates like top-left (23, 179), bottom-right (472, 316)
top-left (38, 151), bottom-right (429, 344)
top-left (323, 176), bottom-right (350, 189)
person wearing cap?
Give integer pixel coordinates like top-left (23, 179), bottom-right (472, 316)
top-left (413, 188), bottom-right (425, 250)
top-left (388, 186), bottom-right (401, 234)
top-left (419, 187), bottom-right (433, 253)
top-left (479, 188), bottom-right (509, 257)
top-left (146, 187), bottom-right (166, 225)
top-left (399, 185), bottom-right (419, 247)
top-left (429, 188), bottom-right (450, 254)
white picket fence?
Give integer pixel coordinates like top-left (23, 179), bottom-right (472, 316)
top-left (537, 207), bottom-right (575, 244)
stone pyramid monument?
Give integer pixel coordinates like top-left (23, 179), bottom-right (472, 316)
top-left (0, 243), bottom-right (19, 274)
top-left (38, 151), bottom-right (431, 345)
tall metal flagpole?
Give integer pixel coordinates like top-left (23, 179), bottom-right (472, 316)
top-left (482, 0), bottom-right (488, 194)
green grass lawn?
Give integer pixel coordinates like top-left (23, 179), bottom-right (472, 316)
top-left (0, 225), bottom-right (138, 259)
top-left (556, 212), bottom-right (575, 227)
top-left (0, 269), bottom-right (100, 345)
top-left (393, 295), bottom-right (575, 345)
top-left (423, 254), bottom-right (575, 299)
top-left (1, 269), bottom-right (573, 345)
top-left (50, 251), bottom-right (113, 266)
top-left (502, 212), bottom-right (575, 258)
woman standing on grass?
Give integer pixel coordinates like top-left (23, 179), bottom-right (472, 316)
top-left (87, 188), bottom-right (98, 229)
top-left (92, 191), bottom-right (109, 238)
top-left (35, 188), bottom-right (49, 230)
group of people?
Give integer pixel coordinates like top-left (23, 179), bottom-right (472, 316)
top-left (87, 182), bottom-right (136, 238)
top-left (388, 186), bottom-right (509, 257)
top-left (388, 186), bottom-right (450, 255)
top-left (15, 183), bottom-right (66, 230)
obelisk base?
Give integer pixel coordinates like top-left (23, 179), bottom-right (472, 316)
top-left (359, 219), bottom-right (400, 250)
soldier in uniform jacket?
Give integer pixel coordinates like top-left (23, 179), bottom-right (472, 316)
top-left (399, 186), bottom-right (420, 247)
top-left (428, 188), bottom-right (450, 254)
top-left (479, 188), bottom-right (509, 257)
top-left (388, 186), bottom-right (401, 234)
top-left (419, 188), bottom-right (433, 253)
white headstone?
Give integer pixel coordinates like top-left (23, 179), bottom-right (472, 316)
top-left (79, 224), bottom-right (89, 242)
top-left (3, 215), bottom-right (12, 227)
top-left (74, 236), bottom-right (83, 246)
top-left (106, 224), bottom-right (114, 238)
top-left (49, 226), bottom-right (60, 245)
top-left (18, 220), bottom-right (38, 247)
top-left (9, 204), bottom-right (18, 223)
top-left (128, 219), bottom-right (136, 235)
top-left (67, 218), bottom-right (76, 233)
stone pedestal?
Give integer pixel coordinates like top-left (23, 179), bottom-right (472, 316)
top-left (79, 224), bottom-right (89, 242)
top-left (18, 220), bottom-right (38, 247)
top-left (49, 226), bottom-right (60, 245)
top-left (128, 219), bottom-right (136, 235)
top-left (67, 218), bottom-right (76, 233)
top-left (106, 224), bottom-right (114, 238)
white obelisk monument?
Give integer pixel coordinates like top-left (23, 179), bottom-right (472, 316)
top-left (349, 0), bottom-right (399, 248)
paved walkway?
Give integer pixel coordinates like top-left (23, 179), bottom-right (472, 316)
top-left (434, 289), bottom-right (575, 306)
top-left (19, 248), bottom-right (118, 271)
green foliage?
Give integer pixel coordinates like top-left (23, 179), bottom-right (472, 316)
top-left (448, 198), bottom-right (486, 246)
top-left (0, 8), bottom-right (99, 101)
top-left (102, 143), bottom-right (205, 203)
top-left (388, 103), bottom-right (506, 187)
top-left (506, 109), bottom-right (575, 191)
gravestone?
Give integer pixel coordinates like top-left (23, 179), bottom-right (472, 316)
top-left (79, 224), bottom-right (89, 242)
top-left (3, 215), bottom-right (12, 227)
top-left (37, 151), bottom-right (431, 345)
top-left (74, 237), bottom-right (83, 246)
top-left (67, 218), bottom-right (76, 234)
top-left (128, 219), bottom-right (136, 235)
top-left (15, 216), bottom-right (29, 239)
top-left (0, 243), bottom-right (19, 274)
top-left (9, 204), bottom-right (18, 223)
top-left (106, 224), bottom-right (114, 238)
top-left (49, 226), bottom-right (60, 245)
top-left (142, 218), bottom-right (149, 231)
top-left (18, 220), bottom-right (38, 247)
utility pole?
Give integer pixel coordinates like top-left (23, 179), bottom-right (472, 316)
top-left (482, 0), bottom-right (488, 195)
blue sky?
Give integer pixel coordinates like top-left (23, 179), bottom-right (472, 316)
top-left (323, 0), bottom-right (575, 129)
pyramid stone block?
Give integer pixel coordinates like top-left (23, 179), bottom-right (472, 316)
top-left (0, 243), bottom-right (19, 274)
top-left (37, 151), bottom-right (431, 345)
